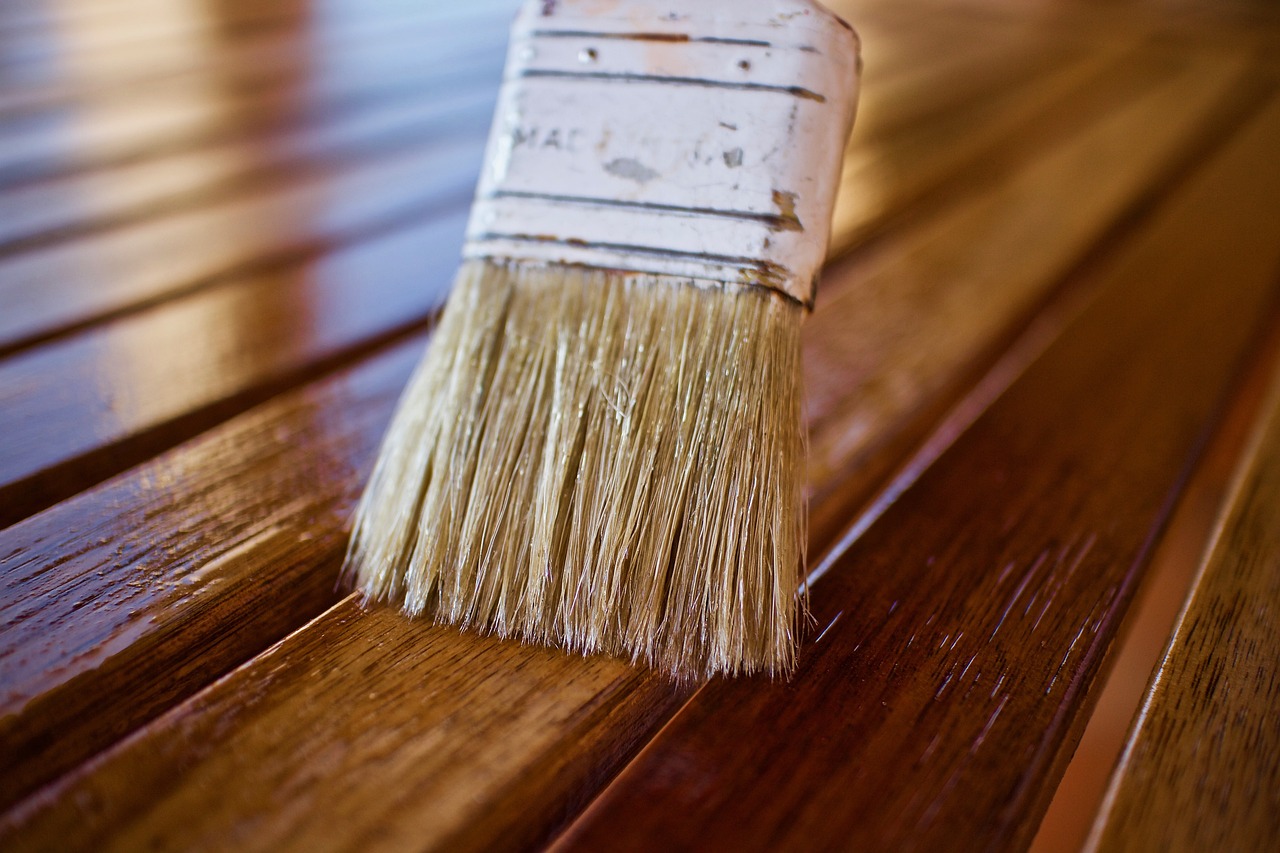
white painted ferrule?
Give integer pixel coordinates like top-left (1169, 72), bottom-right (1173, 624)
top-left (463, 0), bottom-right (860, 307)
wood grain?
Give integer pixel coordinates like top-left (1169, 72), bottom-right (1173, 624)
top-left (807, 46), bottom-right (1258, 544)
top-left (552, 96), bottom-right (1280, 852)
top-left (0, 206), bottom-right (468, 528)
top-left (830, 38), bottom-right (1257, 255)
top-left (1086, 325), bottom-right (1280, 851)
top-left (0, 80), bottom-right (497, 254)
top-left (0, 4), bottom-right (1080, 375)
top-left (833, 0), bottom-right (1088, 140)
top-left (0, 125), bottom-right (485, 357)
top-left (0, 597), bottom-right (690, 853)
top-left (0, 16), bottom-right (1174, 792)
top-left (0, 24), bottom-right (1170, 520)
top-left (0, 22), bottom-right (506, 189)
top-left (0, 0), bottom-right (327, 52)
top-left (0, 1), bottom-right (514, 119)
top-left (0, 336), bottom-right (422, 810)
top-left (1032, 276), bottom-right (1280, 853)
top-left (0, 44), bottom-right (1267, 853)
top-left (4, 3), bottom-right (1280, 849)
top-left (830, 46), bottom-right (1109, 254)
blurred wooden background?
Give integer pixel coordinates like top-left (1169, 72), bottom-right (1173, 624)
top-left (1, 0), bottom-right (1279, 849)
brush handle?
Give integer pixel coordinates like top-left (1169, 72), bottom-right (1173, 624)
top-left (463, 0), bottom-right (860, 307)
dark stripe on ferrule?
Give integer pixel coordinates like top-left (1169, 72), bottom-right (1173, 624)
top-left (529, 30), bottom-right (774, 48)
top-left (485, 191), bottom-right (804, 232)
top-left (515, 69), bottom-right (827, 102)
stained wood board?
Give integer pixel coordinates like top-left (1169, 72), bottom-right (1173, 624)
top-left (0, 205), bottom-right (470, 528)
top-left (0, 124), bottom-right (487, 357)
top-left (554, 95), bottom-right (1280, 852)
top-left (0, 338), bottom-right (424, 809)
top-left (1087, 324), bottom-right (1280, 851)
top-left (0, 4), bottom-right (1077, 355)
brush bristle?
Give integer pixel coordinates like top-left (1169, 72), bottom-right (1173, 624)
top-left (344, 259), bottom-right (807, 679)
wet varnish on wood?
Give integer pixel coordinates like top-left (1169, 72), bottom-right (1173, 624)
top-left (2, 0), bottom-right (1280, 850)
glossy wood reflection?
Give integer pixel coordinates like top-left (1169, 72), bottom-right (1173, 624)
top-left (0, 3), bottom-right (1134, 822)
top-left (1088, 329), bottom-right (1280, 852)
top-left (555, 98), bottom-right (1280, 851)
top-left (0, 206), bottom-right (470, 528)
top-left (1031, 282), bottom-right (1280, 853)
top-left (0, 339), bottom-right (422, 809)
top-left (3, 0), bottom-right (1280, 850)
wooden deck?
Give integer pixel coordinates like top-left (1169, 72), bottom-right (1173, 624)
top-left (2, 0), bottom-right (1279, 850)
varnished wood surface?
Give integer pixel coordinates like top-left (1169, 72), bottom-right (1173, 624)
top-left (809, 46), bottom-right (1261, 542)
top-left (1, 0), bottom-right (1150, 526)
top-left (0, 83), bottom-right (494, 356)
top-left (3, 0), bottom-right (1280, 849)
top-left (554, 97), bottom-right (1280, 851)
top-left (1086, 330), bottom-right (1280, 850)
top-left (0, 206), bottom-right (468, 528)
top-left (1032, 278), bottom-right (1280, 853)
top-left (0, 20), bottom-right (504, 165)
top-left (0, 71), bottom-right (1183, 827)
top-left (0, 338), bottom-right (421, 809)
top-left (0, 2), bottom-right (512, 117)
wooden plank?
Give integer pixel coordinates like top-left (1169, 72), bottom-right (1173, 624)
top-left (942, 0), bottom-right (1280, 39)
top-left (0, 0), bottom-right (1098, 199)
top-left (0, 1), bottom-right (1047, 356)
top-left (0, 336), bottom-right (423, 811)
top-left (1032, 281), bottom-right (1280, 853)
top-left (0, 0), bottom-right (368, 44)
top-left (0, 48), bottom-right (1262, 853)
top-left (0, 20), bottom-right (507, 188)
top-left (0, 1), bottom-right (515, 113)
top-left (1086, 329), bottom-right (1280, 851)
top-left (0, 595), bottom-right (689, 853)
top-left (827, 0), bottom-right (1087, 87)
top-left (0, 204), bottom-right (468, 528)
top-left (0, 334), bottom-right (689, 825)
top-left (845, 5), bottom-right (1109, 143)
top-left (0, 7), bottom-right (1054, 242)
top-left (0, 88), bottom-right (496, 256)
top-left (551, 96), bottom-right (1280, 852)
top-left (0, 6), bottom-right (1019, 233)
top-left (830, 46), bottom-right (1108, 252)
top-left (807, 47), bottom-right (1258, 543)
top-left (0, 135), bottom-right (483, 357)
top-left (829, 39), bottom-right (1245, 254)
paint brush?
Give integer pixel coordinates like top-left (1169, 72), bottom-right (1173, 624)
top-left (344, 0), bottom-right (860, 678)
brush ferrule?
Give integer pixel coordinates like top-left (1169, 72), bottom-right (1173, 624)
top-left (463, 0), bottom-right (860, 307)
